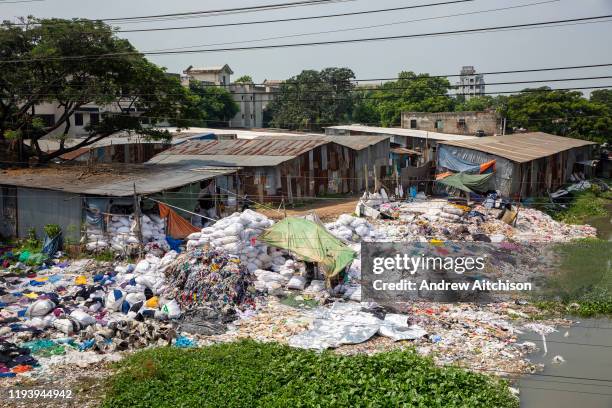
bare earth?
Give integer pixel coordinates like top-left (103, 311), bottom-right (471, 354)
top-left (257, 196), bottom-right (360, 221)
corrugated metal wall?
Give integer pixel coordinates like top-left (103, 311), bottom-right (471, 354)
top-left (0, 186), bottom-right (17, 238)
top-left (17, 188), bottom-right (82, 241)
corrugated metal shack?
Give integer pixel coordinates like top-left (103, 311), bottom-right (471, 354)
top-left (436, 132), bottom-right (597, 197)
top-left (148, 136), bottom-right (389, 203)
top-left (253, 134), bottom-right (390, 192)
top-left (325, 124), bottom-right (476, 164)
top-left (0, 164), bottom-right (237, 240)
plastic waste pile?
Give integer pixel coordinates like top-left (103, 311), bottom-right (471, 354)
top-left (85, 214), bottom-right (169, 254)
top-left (325, 214), bottom-right (382, 243)
top-left (185, 210), bottom-right (283, 272)
top-left (163, 247), bottom-right (257, 323)
top-left (0, 253), bottom-right (185, 376)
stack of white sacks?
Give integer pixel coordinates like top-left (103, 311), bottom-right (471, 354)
top-left (325, 214), bottom-right (380, 243)
top-left (185, 209), bottom-right (286, 273)
top-left (85, 214), bottom-right (168, 253)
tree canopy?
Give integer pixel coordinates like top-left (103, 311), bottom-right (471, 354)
top-left (351, 72), bottom-right (454, 126)
top-left (234, 75), bottom-right (253, 84)
top-left (188, 81), bottom-right (239, 127)
top-left (503, 88), bottom-right (611, 142)
top-left (0, 18), bottom-right (202, 162)
top-left (267, 67), bottom-right (355, 130)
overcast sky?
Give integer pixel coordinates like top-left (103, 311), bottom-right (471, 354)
top-left (3, 0), bottom-right (612, 94)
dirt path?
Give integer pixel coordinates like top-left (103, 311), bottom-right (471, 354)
top-left (257, 196), bottom-right (360, 221)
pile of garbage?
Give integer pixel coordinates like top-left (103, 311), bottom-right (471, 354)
top-left (0, 253), bottom-right (189, 376)
top-left (85, 214), bottom-right (169, 254)
top-left (163, 247), bottom-right (256, 318)
top-left (325, 214), bottom-right (381, 243)
top-left (185, 210), bottom-right (284, 272)
top-left (0, 341), bottom-right (39, 378)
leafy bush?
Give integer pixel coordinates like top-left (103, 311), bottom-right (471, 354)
top-left (44, 224), bottom-right (61, 238)
top-left (103, 340), bottom-right (517, 408)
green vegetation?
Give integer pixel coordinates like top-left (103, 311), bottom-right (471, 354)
top-left (188, 80), bottom-right (240, 126)
top-left (0, 17), bottom-right (204, 162)
top-left (267, 67), bottom-right (355, 130)
top-left (554, 187), bottom-right (612, 225)
top-left (536, 239), bottom-right (612, 317)
top-left (103, 340), bottom-right (517, 408)
top-left (43, 224), bottom-right (61, 238)
top-left (234, 75), bottom-right (253, 83)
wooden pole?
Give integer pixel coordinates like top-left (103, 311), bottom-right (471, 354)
top-left (133, 183), bottom-right (143, 258)
top-left (364, 164), bottom-right (369, 193)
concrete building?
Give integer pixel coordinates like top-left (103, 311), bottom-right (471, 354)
top-left (457, 66), bottom-right (485, 100)
top-left (182, 65), bottom-right (280, 128)
top-left (401, 111), bottom-right (501, 136)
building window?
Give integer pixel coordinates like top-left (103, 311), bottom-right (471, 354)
top-left (251, 114), bottom-right (254, 119)
top-left (410, 119), bottom-right (417, 129)
top-left (435, 119), bottom-right (443, 130)
top-left (457, 118), bottom-right (466, 129)
top-left (90, 113), bottom-right (100, 126)
top-left (222, 75), bottom-right (226, 84)
top-left (242, 114), bottom-right (245, 119)
top-left (74, 113), bottom-right (84, 126)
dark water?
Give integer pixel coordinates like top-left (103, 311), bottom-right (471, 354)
top-left (586, 203), bottom-right (612, 241)
top-left (519, 318), bottom-right (612, 408)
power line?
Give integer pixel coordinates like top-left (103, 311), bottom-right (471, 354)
top-left (15, 84), bottom-right (610, 109)
top-left (3, 14), bottom-right (612, 63)
top-left (112, 0), bottom-right (473, 30)
top-left (143, 0), bottom-right (559, 51)
top-left (0, 0), bottom-right (44, 3)
top-left (2, 0), bottom-right (353, 25)
top-left (10, 75), bottom-right (612, 97)
top-left (12, 61), bottom-right (612, 92)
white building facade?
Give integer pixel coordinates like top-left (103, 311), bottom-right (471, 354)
top-left (182, 65), bottom-right (279, 128)
top-left (456, 66), bottom-right (485, 100)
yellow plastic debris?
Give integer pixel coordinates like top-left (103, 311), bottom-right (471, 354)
top-left (75, 275), bottom-right (87, 285)
top-left (145, 296), bottom-right (159, 308)
top-left (24, 293), bottom-right (39, 299)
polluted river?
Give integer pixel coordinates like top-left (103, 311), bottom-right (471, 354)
top-left (520, 204), bottom-right (612, 407)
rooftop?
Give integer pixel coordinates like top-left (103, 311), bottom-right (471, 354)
top-left (438, 132), bottom-right (597, 163)
top-left (183, 64), bottom-right (234, 74)
top-left (148, 138), bottom-right (328, 167)
top-left (0, 164), bottom-right (238, 196)
top-left (325, 125), bottom-right (477, 142)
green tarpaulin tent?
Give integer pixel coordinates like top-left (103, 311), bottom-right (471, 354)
top-left (437, 172), bottom-right (494, 193)
top-left (258, 217), bottom-right (357, 280)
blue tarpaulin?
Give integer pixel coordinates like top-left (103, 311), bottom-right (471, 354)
top-left (438, 148), bottom-right (481, 173)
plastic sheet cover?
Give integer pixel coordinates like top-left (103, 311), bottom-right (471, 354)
top-left (288, 303), bottom-right (426, 350)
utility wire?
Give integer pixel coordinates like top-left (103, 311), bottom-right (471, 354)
top-left (14, 62), bottom-right (612, 89)
top-left (2, 15), bottom-right (611, 63)
top-left (10, 75), bottom-right (612, 97)
top-left (142, 0), bottom-right (560, 51)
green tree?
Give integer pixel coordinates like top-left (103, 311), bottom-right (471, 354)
top-left (234, 75), bottom-right (253, 84)
top-left (0, 18), bottom-right (201, 163)
top-left (268, 67), bottom-right (355, 130)
top-left (454, 95), bottom-right (496, 112)
top-left (188, 81), bottom-right (239, 126)
top-left (367, 72), bottom-right (454, 126)
top-left (590, 89), bottom-right (612, 113)
top-left (505, 87), bottom-right (611, 142)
